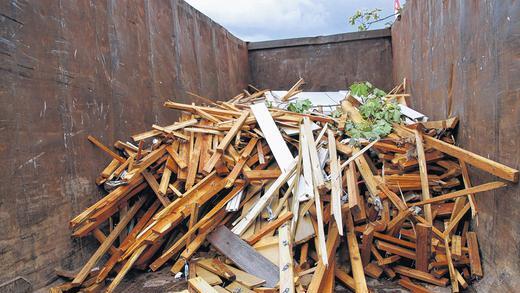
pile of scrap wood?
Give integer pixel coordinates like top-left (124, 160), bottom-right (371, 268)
top-left (52, 80), bottom-right (518, 293)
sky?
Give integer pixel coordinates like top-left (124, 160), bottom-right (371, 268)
top-left (185, 0), bottom-right (401, 41)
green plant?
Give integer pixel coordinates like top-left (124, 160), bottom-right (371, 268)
top-left (345, 82), bottom-right (402, 143)
top-left (287, 99), bottom-right (313, 114)
top-left (348, 8), bottom-right (381, 31)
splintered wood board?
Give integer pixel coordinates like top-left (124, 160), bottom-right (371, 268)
top-left (207, 226), bottom-right (279, 287)
top-left (250, 103), bottom-right (311, 200)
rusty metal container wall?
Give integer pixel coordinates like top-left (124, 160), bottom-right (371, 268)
top-left (392, 1), bottom-right (520, 291)
top-left (0, 0), bottom-right (248, 289)
top-left (248, 29), bottom-right (394, 91)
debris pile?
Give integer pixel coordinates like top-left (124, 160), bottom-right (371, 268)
top-left (52, 80), bottom-right (518, 293)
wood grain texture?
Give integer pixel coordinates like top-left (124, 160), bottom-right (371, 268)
top-left (207, 226), bottom-right (279, 287)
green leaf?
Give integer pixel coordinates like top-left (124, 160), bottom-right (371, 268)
top-left (287, 99), bottom-right (313, 114)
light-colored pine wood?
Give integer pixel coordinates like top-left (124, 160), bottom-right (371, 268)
top-left (245, 212), bottom-right (292, 245)
top-left (414, 129), bottom-right (433, 224)
top-left (72, 197), bottom-right (146, 285)
top-left (278, 223), bottom-right (295, 293)
top-left (410, 181), bottom-right (506, 207)
top-left (327, 129), bottom-right (343, 235)
top-left (188, 277), bottom-right (219, 293)
top-left (345, 210), bottom-right (369, 293)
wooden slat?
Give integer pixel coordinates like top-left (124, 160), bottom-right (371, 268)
top-left (245, 212), bottom-right (293, 245)
top-left (415, 223), bottom-right (431, 272)
top-left (414, 129), bottom-right (433, 224)
top-left (327, 129), bottom-right (343, 235)
top-left (87, 135), bottom-right (126, 163)
top-left (393, 265), bottom-right (449, 287)
top-left (396, 125), bottom-right (519, 182)
top-left (410, 181), bottom-right (507, 207)
top-left (188, 277), bottom-right (219, 293)
top-left (278, 223), bottom-right (294, 293)
top-left (466, 232), bottom-right (483, 278)
top-left (345, 210), bottom-right (369, 293)
top-left (72, 197), bottom-right (146, 285)
top-left (307, 223), bottom-right (340, 293)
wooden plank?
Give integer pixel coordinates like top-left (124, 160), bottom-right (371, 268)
top-left (100, 159), bottom-right (120, 178)
top-left (396, 125), bottom-right (518, 182)
top-left (225, 138), bottom-right (258, 188)
top-left (158, 157), bottom-right (173, 195)
top-left (149, 182), bottom-right (241, 270)
top-left (216, 111), bottom-right (249, 153)
top-left (92, 229), bottom-right (118, 255)
top-left (232, 159), bottom-right (297, 235)
top-left (197, 258), bottom-right (236, 281)
top-left (451, 235), bottom-right (462, 257)
top-left (359, 225), bottom-right (374, 267)
top-left (131, 119), bottom-right (197, 141)
top-left (466, 232), bottom-right (483, 278)
top-left (444, 237), bottom-right (459, 292)
top-left (245, 212), bottom-right (293, 245)
top-left (334, 268), bottom-right (356, 291)
top-left (410, 181), bottom-right (507, 207)
top-left (414, 129), bottom-right (433, 224)
top-left (152, 124), bottom-right (189, 140)
top-left (393, 265), bottom-right (449, 287)
top-left (166, 145), bottom-right (187, 169)
top-left (303, 117), bottom-right (325, 190)
top-left (243, 169), bottom-right (281, 180)
top-left (442, 203), bottom-right (470, 238)
top-left (250, 103), bottom-right (310, 200)
top-left (186, 203), bottom-right (199, 244)
top-left (72, 197), bottom-right (145, 285)
top-left (311, 176), bottom-right (328, 266)
top-left (195, 266), bottom-right (222, 285)
top-left (378, 255), bottom-right (401, 266)
top-left (223, 264), bottom-right (265, 288)
top-left (188, 277), bottom-right (219, 293)
top-left (278, 223), bottom-right (294, 293)
top-left (186, 133), bottom-right (202, 189)
top-left (460, 161), bottom-right (478, 217)
top-left (415, 223), bottom-right (431, 272)
top-left (226, 282), bottom-right (255, 293)
top-left (386, 209), bottom-right (412, 236)
top-left (327, 129), bottom-right (343, 235)
top-left (346, 162), bottom-right (361, 213)
top-left (398, 277), bottom-right (431, 293)
top-left (105, 245), bottom-right (146, 293)
top-left (142, 170), bottom-right (171, 207)
top-left (87, 135), bottom-right (126, 163)
top-left (345, 210), bottom-right (369, 293)
top-left (207, 226), bottom-right (279, 287)
top-left (376, 240), bottom-right (416, 260)
top-left (307, 223), bottom-right (340, 293)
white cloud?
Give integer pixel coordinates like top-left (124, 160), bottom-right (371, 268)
top-left (186, 0), bottom-right (329, 40)
top-left (185, 0), bottom-right (397, 41)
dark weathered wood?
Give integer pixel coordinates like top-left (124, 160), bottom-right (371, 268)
top-left (207, 226), bottom-right (279, 287)
top-left (415, 223), bottom-right (431, 272)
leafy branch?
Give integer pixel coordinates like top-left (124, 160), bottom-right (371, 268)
top-left (287, 99), bottom-right (313, 114)
top-left (345, 82), bottom-right (402, 142)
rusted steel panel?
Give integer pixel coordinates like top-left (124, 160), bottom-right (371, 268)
top-left (392, 1), bottom-right (520, 291)
top-left (248, 29), bottom-right (394, 91)
top-left (0, 0), bottom-right (248, 289)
